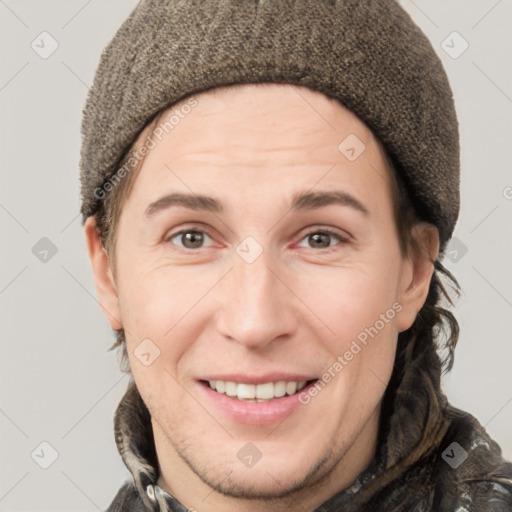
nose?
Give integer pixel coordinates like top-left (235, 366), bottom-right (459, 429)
top-left (215, 250), bottom-right (299, 351)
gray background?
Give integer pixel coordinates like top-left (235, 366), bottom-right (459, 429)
top-left (0, 1), bottom-right (511, 510)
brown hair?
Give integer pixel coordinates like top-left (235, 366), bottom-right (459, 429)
top-left (94, 96), bottom-right (460, 376)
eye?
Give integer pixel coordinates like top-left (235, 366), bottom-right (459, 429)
top-left (166, 229), bottom-right (214, 250)
top-left (296, 229), bottom-right (349, 251)
top-left (165, 226), bottom-right (349, 252)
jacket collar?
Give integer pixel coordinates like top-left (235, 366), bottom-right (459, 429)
top-left (113, 331), bottom-right (451, 511)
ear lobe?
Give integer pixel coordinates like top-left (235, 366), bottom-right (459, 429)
top-left (395, 224), bottom-right (439, 333)
top-left (84, 216), bottom-right (123, 330)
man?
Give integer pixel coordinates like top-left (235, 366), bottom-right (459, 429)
top-left (80, 1), bottom-right (512, 511)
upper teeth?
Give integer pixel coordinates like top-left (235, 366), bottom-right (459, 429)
top-left (208, 380), bottom-right (308, 401)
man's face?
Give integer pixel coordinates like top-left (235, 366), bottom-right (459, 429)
top-left (90, 83), bottom-right (429, 500)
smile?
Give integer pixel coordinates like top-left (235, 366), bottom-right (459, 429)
top-left (198, 377), bottom-right (319, 425)
top-left (202, 380), bottom-right (316, 402)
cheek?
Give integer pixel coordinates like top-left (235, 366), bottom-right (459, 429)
top-left (116, 262), bottom-right (218, 365)
top-left (296, 255), bottom-right (402, 405)
top-left (118, 270), bottom-right (194, 404)
top-left (314, 273), bottom-right (400, 419)
top-left (298, 261), bottom-right (402, 347)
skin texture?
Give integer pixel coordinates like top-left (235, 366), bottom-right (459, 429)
top-left (85, 83), bottom-right (438, 512)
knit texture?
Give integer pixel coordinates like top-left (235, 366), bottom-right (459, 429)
top-left (79, 0), bottom-right (460, 251)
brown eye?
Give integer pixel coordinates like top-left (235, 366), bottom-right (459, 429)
top-left (308, 232), bottom-right (332, 249)
top-left (167, 229), bottom-right (213, 250)
top-left (297, 229), bottom-right (348, 251)
top-left (181, 231), bottom-right (204, 249)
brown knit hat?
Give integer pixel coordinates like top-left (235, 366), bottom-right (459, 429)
top-left (79, 0), bottom-right (460, 251)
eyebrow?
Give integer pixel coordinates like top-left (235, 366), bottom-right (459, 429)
top-left (144, 190), bottom-right (369, 218)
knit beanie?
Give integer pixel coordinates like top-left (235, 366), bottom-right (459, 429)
top-left (79, 0), bottom-right (460, 251)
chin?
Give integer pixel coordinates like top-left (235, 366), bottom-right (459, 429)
top-left (198, 468), bottom-right (310, 500)
top-left (187, 445), bottom-right (334, 500)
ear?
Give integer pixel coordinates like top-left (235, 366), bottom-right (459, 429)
top-left (84, 216), bottom-right (123, 330)
top-left (395, 223), bottom-right (439, 333)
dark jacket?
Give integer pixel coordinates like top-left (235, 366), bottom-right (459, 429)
top-left (105, 332), bottom-right (512, 512)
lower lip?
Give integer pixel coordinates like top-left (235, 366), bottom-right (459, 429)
top-left (197, 381), bottom-right (317, 426)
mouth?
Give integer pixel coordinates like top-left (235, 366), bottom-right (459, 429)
top-left (200, 379), bottom-right (318, 402)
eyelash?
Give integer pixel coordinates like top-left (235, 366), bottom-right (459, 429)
top-left (165, 224), bottom-right (350, 253)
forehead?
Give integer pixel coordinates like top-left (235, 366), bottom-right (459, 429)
top-left (125, 83), bottom-right (393, 214)
top-left (167, 82), bottom-right (375, 149)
